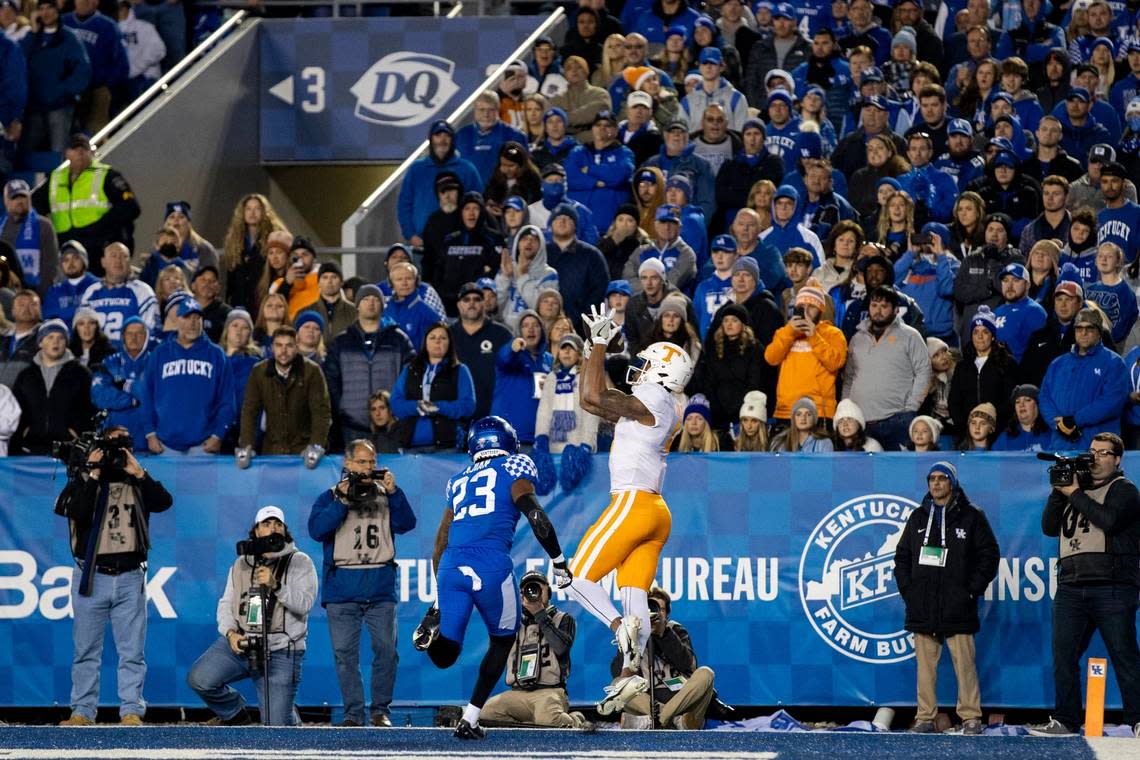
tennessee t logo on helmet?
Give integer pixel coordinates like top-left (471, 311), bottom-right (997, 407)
top-left (627, 341), bottom-right (694, 393)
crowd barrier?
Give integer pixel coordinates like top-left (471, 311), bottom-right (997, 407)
top-left (0, 453), bottom-right (1124, 709)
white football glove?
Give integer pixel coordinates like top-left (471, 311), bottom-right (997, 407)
top-left (581, 302), bottom-right (617, 346)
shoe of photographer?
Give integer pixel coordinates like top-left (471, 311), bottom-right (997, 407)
top-left (961, 718), bottom-right (983, 735)
top-left (337, 718), bottom-right (363, 727)
top-left (120, 714), bottom-right (144, 726)
top-left (59, 713), bottom-right (95, 726)
top-left (453, 718), bottom-right (486, 739)
top-left (371, 713), bottom-right (392, 727)
top-left (1027, 717), bottom-right (1077, 736)
top-left (597, 674), bottom-right (648, 716)
top-left (908, 719), bottom-right (937, 733)
top-left (203, 710), bottom-right (252, 726)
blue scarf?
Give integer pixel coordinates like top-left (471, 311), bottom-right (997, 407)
top-left (1, 210), bottom-right (41, 287)
top-left (422, 361), bottom-right (441, 401)
top-left (550, 366), bottom-right (578, 442)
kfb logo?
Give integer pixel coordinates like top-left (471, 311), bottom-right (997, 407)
top-left (350, 52), bottom-right (459, 127)
top-left (798, 494), bottom-right (918, 664)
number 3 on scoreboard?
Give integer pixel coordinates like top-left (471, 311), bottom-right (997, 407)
top-left (301, 66), bottom-right (325, 114)
top-left (450, 469), bottom-right (498, 521)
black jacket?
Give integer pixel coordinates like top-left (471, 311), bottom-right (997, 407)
top-left (967, 169), bottom-right (1042, 228)
top-left (12, 358), bottom-right (95, 455)
top-left (56, 470), bottom-right (173, 569)
top-left (894, 486), bottom-right (1000, 635)
top-left (1020, 149), bottom-right (1084, 185)
top-left (947, 341), bottom-right (1019, 431)
top-left (714, 151), bottom-right (785, 231)
top-left (832, 129), bottom-right (908, 178)
top-left (1019, 313), bottom-right (1076, 387)
top-left (694, 336), bottom-right (765, 430)
top-left (1043, 473), bottom-right (1140, 587)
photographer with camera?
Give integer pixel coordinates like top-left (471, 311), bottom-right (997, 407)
top-left (306, 439), bottom-right (415, 727)
top-left (1032, 433), bottom-right (1140, 736)
top-left (607, 587), bottom-right (716, 730)
top-left (54, 425), bottom-right (172, 726)
top-left (479, 571), bottom-right (590, 729)
top-left (187, 505), bottom-right (318, 726)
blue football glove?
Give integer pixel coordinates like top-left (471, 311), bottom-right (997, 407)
top-left (558, 444), bottom-right (593, 493)
top-left (531, 435), bottom-right (558, 496)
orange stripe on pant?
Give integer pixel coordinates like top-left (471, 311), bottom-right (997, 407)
top-left (569, 490), bottom-right (672, 591)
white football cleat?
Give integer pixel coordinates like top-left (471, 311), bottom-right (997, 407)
top-left (615, 614), bottom-right (642, 671)
top-left (596, 674), bottom-right (648, 716)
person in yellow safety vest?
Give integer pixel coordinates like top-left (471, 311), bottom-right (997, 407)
top-left (35, 133), bottom-right (140, 278)
top-left (269, 237), bottom-right (321, 321)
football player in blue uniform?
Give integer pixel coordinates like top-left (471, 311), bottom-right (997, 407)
top-left (413, 416), bottom-right (572, 739)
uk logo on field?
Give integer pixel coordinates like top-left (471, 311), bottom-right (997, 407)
top-left (798, 494), bottom-right (919, 664)
top-left (350, 52), bottom-right (460, 127)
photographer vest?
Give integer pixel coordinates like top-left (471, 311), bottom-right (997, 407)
top-left (96, 483), bottom-right (141, 557)
top-left (505, 610), bottom-right (570, 690)
top-left (1059, 477), bottom-right (1122, 560)
top-left (332, 492), bottom-right (394, 568)
top-left (230, 554), bottom-right (293, 637)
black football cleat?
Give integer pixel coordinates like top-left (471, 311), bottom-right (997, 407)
top-left (453, 719), bottom-right (486, 740)
top-left (413, 605), bottom-right (440, 652)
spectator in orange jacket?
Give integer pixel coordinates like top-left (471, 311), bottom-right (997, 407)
top-left (269, 237), bottom-right (321, 320)
top-left (763, 278), bottom-right (848, 423)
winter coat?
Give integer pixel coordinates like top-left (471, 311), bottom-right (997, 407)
top-left (11, 353), bottom-right (94, 455)
top-left (90, 346), bottom-right (149, 449)
top-left (617, 121), bottom-right (664, 168)
top-left (138, 335), bottom-right (234, 451)
top-left (324, 320), bottom-right (416, 441)
top-left (454, 121), bottom-right (529, 187)
top-left (385, 290), bottom-right (443, 351)
top-left (0, 34), bottom-right (27, 127)
top-left (843, 313), bottom-right (931, 422)
top-left (1039, 341), bottom-right (1130, 450)
top-left (995, 295), bottom-right (1049, 362)
top-left (1056, 111), bottom-right (1112, 168)
top-left (44, 272), bottom-right (99, 325)
top-left (695, 335), bottom-right (765, 430)
top-left (623, 285), bottom-right (697, 356)
top-left (239, 355), bottom-right (331, 454)
top-left (390, 359), bottom-right (476, 449)
top-left (714, 150), bottom-right (785, 228)
top-left (435, 217), bottom-right (503, 309)
top-left (831, 128), bottom-right (907, 178)
top-left (546, 237), bottom-right (609, 332)
top-left (967, 170), bottom-right (1042, 237)
top-left (565, 140), bottom-right (636, 231)
top-left (643, 143), bottom-right (717, 222)
top-left (680, 77), bottom-right (750, 131)
top-left (948, 342), bottom-right (1019, 431)
top-left (1020, 313), bottom-right (1077, 386)
top-left (20, 27), bottom-right (90, 110)
top-left (1043, 473), bottom-right (1140, 588)
top-left (894, 486), bottom-right (1000, 635)
top-left (496, 224), bottom-right (560, 333)
top-left (895, 251), bottom-right (960, 340)
top-left (598, 232), bottom-right (648, 281)
top-left (396, 149), bottom-right (483, 240)
top-left (549, 80), bottom-right (612, 134)
top-left (307, 486), bottom-right (417, 605)
top-left (743, 34), bottom-right (810, 107)
top-left (953, 244), bottom-right (1024, 339)
top-left (624, 238), bottom-right (698, 294)
top-left (764, 321), bottom-right (847, 420)
top-left (490, 340), bottom-right (553, 444)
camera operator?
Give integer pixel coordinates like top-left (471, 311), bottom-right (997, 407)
top-left (187, 506), bottom-right (318, 726)
top-left (479, 571), bottom-right (590, 728)
top-left (306, 439), bottom-right (416, 727)
top-left (1033, 432), bottom-right (1140, 736)
top-left (608, 587), bottom-right (716, 730)
top-left (54, 426), bottom-right (172, 726)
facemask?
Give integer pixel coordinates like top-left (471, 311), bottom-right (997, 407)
top-left (159, 243), bottom-right (179, 259)
top-left (542, 182), bottom-right (566, 209)
top-left (1129, 117), bottom-right (1140, 132)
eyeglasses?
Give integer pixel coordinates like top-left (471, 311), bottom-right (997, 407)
top-left (1087, 449), bottom-right (1118, 458)
top-left (348, 458), bottom-right (376, 467)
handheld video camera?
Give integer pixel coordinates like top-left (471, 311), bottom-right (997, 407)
top-left (1037, 452), bottom-right (1095, 489)
top-left (648, 598), bottom-right (663, 624)
top-left (52, 413), bottom-right (131, 477)
top-left (236, 533), bottom-right (286, 559)
top-left (345, 468), bottom-right (389, 503)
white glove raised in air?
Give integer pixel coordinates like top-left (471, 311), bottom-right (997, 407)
top-left (581, 302), bottom-right (617, 346)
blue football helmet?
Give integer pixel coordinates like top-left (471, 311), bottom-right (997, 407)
top-left (466, 416), bottom-right (520, 461)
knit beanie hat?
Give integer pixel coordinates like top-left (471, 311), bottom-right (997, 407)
top-left (659, 294), bottom-right (688, 319)
top-left (355, 283), bottom-right (383, 307)
top-left (223, 308), bottom-right (253, 334)
top-left (926, 336), bottom-right (949, 358)
top-left (739, 390), bottom-right (767, 421)
top-left (791, 396), bottom-right (819, 424)
top-left (38, 318), bottom-right (69, 342)
top-left (834, 398), bottom-right (866, 430)
top-left (970, 305), bottom-right (998, 338)
top-left (928, 460), bottom-right (957, 488)
top-left (1012, 384), bottom-right (1039, 403)
top-left (969, 402), bottom-right (998, 426)
top-left (718, 301), bottom-right (750, 326)
top-left (294, 310), bottom-right (326, 332)
top-left (623, 66), bottom-right (656, 91)
top-left (892, 26), bottom-right (917, 53)
top-left (795, 278), bottom-right (827, 310)
top-left (71, 306), bottom-right (99, 329)
top-left (60, 240), bottom-right (89, 267)
top-left (910, 414), bottom-right (943, 441)
top-left (1055, 262), bottom-right (1084, 299)
top-left (683, 393), bottom-right (712, 426)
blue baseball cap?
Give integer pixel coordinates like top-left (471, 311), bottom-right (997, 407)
top-left (636, 168), bottom-right (657, 185)
top-left (993, 151), bottom-right (1017, 168)
top-left (948, 118), bottom-right (972, 137)
top-left (1067, 86), bottom-right (1091, 103)
top-left (711, 234), bottom-right (738, 253)
top-left (665, 24), bottom-right (687, 41)
top-left (476, 277), bottom-right (496, 291)
top-left (862, 94), bottom-right (889, 111)
top-left (606, 279), bottom-right (633, 297)
top-left (429, 119), bottom-right (454, 136)
top-left (695, 14), bottom-right (717, 31)
top-left (699, 47), bottom-right (724, 65)
top-left (178, 299), bottom-right (203, 317)
top-left (1001, 263), bottom-right (1029, 281)
top-left (773, 2), bottom-right (795, 18)
top-left (861, 66), bottom-right (884, 84)
top-left (543, 106), bottom-right (568, 125)
top-left (503, 196), bottom-right (526, 212)
top-left (655, 203), bottom-right (681, 222)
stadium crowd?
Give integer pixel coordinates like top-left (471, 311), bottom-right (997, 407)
top-left (1, 0), bottom-right (1140, 465)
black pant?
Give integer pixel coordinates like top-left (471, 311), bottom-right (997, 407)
top-left (1052, 582), bottom-right (1140, 728)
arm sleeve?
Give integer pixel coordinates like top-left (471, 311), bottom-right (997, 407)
top-left (275, 552), bottom-right (318, 616)
top-left (1073, 358), bottom-right (1128, 427)
top-left (308, 363), bottom-right (332, 447)
top-left (389, 367), bottom-right (418, 418)
top-left (535, 607), bottom-right (575, 658)
top-left (307, 489), bottom-right (348, 542)
top-left (238, 367), bottom-right (261, 449)
top-left (138, 473), bottom-right (173, 514)
top-left (1072, 479), bottom-right (1140, 534)
top-left (967, 510), bottom-right (1000, 595)
top-left (810, 326), bottom-right (847, 373)
top-left (217, 567), bottom-right (237, 636)
top-left (208, 354), bottom-right (236, 440)
top-left (905, 336), bottom-right (931, 411)
top-left (1042, 490), bottom-right (1066, 536)
top-left (388, 487), bottom-right (418, 534)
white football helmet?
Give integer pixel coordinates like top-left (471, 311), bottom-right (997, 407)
top-left (626, 342), bottom-right (694, 393)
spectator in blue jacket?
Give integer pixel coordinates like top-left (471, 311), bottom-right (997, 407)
top-left (897, 132), bottom-right (958, 224)
top-left (644, 119), bottom-right (717, 222)
top-left (307, 440), bottom-right (416, 728)
top-left (397, 120), bottom-right (483, 246)
top-left (545, 203), bottom-right (608, 333)
top-left (995, 262), bottom-right (1049, 362)
top-left (63, 0), bottom-right (127, 133)
top-left (0, 34), bottom-right (27, 174)
top-left (693, 234), bottom-right (739, 338)
top-left (631, 0), bottom-right (701, 48)
top-left (383, 262), bottom-right (440, 352)
top-left (1121, 342), bottom-right (1140, 449)
top-left (43, 241), bottom-right (97, 325)
top-left (662, 173), bottom-right (708, 270)
top-left (1108, 42), bottom-right (1140, 124)
top-left (993, 383), bottom-right (1053, 451)
top-left (1085, 242), bottom-right (1139, 345)
top-left (137, 299), bottom-right (234, 454)
top-left (19, 0), bottom-right (91, 153)
top-left (490, 310), bottom-right (552, 444)
top-left (324, 284), bottom-right (416, 448)
top-left (389, 322), bottom-right (476, 450)
top-left (454, 91), bottom-right (528, 188)
top-left (895, 223), bottom-right (960, 342)
top-left (1056, 87), bottom-right (1112, 167)
top-left (1039, 306), bottom-right (1130, 450)
top-left (89, 315), bottom-right (150, 450)
top-left (759, 185), bottom-right (824, 266)
top-left (564, 110), bottom-right (636, 232)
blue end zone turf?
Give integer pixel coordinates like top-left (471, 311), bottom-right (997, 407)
top-left (0, 726), bottom-right (1100, 759)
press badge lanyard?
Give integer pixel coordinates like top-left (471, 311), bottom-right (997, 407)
top-left (919, 505), bottom-right (948, 567)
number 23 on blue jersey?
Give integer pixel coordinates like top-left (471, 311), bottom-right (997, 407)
top-left (451, 468), bottom-right (498, 521)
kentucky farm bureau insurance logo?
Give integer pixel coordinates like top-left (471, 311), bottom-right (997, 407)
top-left (798, 493), bottom-right (918, 664)
top-left (351, 52), bottom-right (459, 127)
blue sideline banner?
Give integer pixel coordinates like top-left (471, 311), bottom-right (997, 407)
top-left (259, 17), bottom-right (545, 162)
top-left (0, 454), bottom-right (1125, 708)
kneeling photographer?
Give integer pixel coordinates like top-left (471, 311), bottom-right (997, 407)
top-left (307, 440), bottom-right (416, 727)
top-left (1033, 433), bottom-right (1140, 736)
top-left (187, 506), bottom-right (317, 726)
top-left (608, 587), bottom-right (716, 729)
top-left (480, 571), bottom-right (590, 729)
top-left (55, 425), bottom-right (172, 726)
